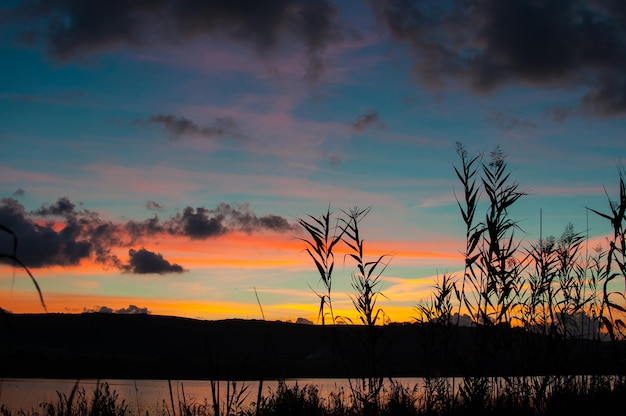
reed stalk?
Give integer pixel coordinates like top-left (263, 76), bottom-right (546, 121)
top-left (453, 142), bottom-right (482, 325)
top-left (339, 206), bottom-right (391, 409)
top-left (588, 165), bottom-right (626, 341)
top-left (297, 206), bottom-right (343, 325)
top-left (0, 224), bottom-right (46, 311)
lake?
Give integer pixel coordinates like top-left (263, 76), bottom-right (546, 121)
top-left (0, 378), bottom-right (427, 414)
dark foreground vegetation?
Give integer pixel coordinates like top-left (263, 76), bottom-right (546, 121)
top-left (1, 376), bottom-right (625, 416)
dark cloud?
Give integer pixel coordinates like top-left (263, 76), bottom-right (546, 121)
top-left (487, 111), bottom-right (538, 131)
top-left (115, 304), bottom-right (150, 314)
top-left (0, 197), bottom-right (295, 269)
top-left (351, 110), bottom-right (386, 132)
top-left (210, 202), bottom-right (295, 234)
top-left (124, 216), bottom-right (165, 240)
top-left (580, 73), bottom-right (626, 117)
top-left (88, 306), bottom-right (113, 313)
top-left (370, 0), bottom-right (626, 117)
top-left (123, 248), bottom-right (184, 274)
top-left (0, 197), bottom-right (92, 267)
top-left (13, 188), bottom-right (25, 197)
top-left (84, 304), bottom-right (150, 314)
top-left (145, 200), bottom-right (163, 212)
top-left (171, 207), bottom-right (228, 239)
top-left (137, 114), bottom-right (243, 141)
top-left (0, 197), bottom-right (129, 268)
top-left (8, 0), bottom-right (340, 81)
top-left (167, 203), bottom-right (295, 239)
top-left (31, 196), bottom-right (76, 216)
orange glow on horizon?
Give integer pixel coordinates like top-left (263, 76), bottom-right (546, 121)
top-left (0, 288), bottom-right (423, 323)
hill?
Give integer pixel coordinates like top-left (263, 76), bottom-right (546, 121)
top-left (1, 313), bottom-right (623, 380)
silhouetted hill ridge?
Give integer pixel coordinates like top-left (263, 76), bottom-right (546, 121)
top-left (1, 313), bottom-right (623, 379)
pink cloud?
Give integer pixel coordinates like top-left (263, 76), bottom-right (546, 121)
top-left (82, 163), bottom-right (205, 199)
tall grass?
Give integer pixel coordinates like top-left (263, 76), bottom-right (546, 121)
top-left (340, 206), bottom-right (390, 409)
top-left (339, 206), bottom-right (390, 328)
top-left (297, 207), bottom-right (344, 325)
top-left (414, 273), bottom-right (458, 376)
top-left (4, 376), bottom-right (625, 416)
top-left (588, 165), bottom-right (626, 341)
top-left (29, 381), bottom-right (128, 416)
top-left (477, 145), bottom-right (526, 326)
top-left (298, 206), bottom-right (393, 408)
top-left (453, 142), bottom-right (482, 326)
top-left (292, 144), bottom-right (625, 412)
top-left (449, 145), bottom-right (626, 341)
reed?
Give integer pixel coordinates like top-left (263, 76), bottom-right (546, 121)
top-left (37, 382), bottom-right (128, 416)
top-left (453, 144), bottom-right (527, 326)
top-left (588, 165), bottom-right (626, 341)
top-left (414, 274), bottom-right (458, 376)
top-left (4, 376), bottom-right (626, 416)
top-left (339, 206), bottom-right (391, 408)
top-left (478, 146), bottom-right (526, 326)
top-left (523, 233), bottom-right (559, 336)
top-left (0, 224), bottom-right (46, 312)
top-left (414, 273), bottom-right (457, 327)
top-left (339, 206), bottom-right (390, 328)
top-left (256, 381), bottom-right (324, 416)
top-left (297, 206), bottom-right (344, 325)
top-left (453, 142), bottom-right (482, 325)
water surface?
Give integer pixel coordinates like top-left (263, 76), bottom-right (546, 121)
top-left (1, 378), bottom-right (424, 414)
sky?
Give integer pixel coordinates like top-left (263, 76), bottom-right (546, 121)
top-left (1, 0), bottom-right (625, 323)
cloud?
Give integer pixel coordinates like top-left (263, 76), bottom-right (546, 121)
top-left (115, 304), bottom-right (150, 314)
top-left (369, 0), bottom-right (626, 117)
top-left (12, 188), bottom-right (25, 197)
top-left (167, 203), bottom-right (295, 239)
top-left (351, 110), bottom-right (386, 132)
top-left (171, 206), bottom-right (228, 239)
top-left (85, 304), bottom-right (150, 314)
top-left (31, 196), bottom-right (77, 216)
top-left (0, 197), bottom-right (93, 267)
top-left (136, 114), bottom-right (243, 141)
top-left (0, 197), bottom-right (295, 269)
top-left (145, 200), bottom-right (163, 212)
top-left (210, 202), bottom-right (294, 234)
top-left (7, 0), bottom-right (341, 81)
top-left (123, 248), bottom-right (185, 274)
top-left (124, 216), bottom-right (165, 240)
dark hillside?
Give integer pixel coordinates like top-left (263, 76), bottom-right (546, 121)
top-left (0, 313), bottom-right (623, 380)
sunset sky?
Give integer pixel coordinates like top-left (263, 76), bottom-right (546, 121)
top-left (1, 0), bottom-right (625, 323)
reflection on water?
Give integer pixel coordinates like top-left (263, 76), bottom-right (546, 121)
top-left (0, 378), bottom-right (423, 414)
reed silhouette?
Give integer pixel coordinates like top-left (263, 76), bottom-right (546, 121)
top-left (0, 224), bottom-right (46, 312)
